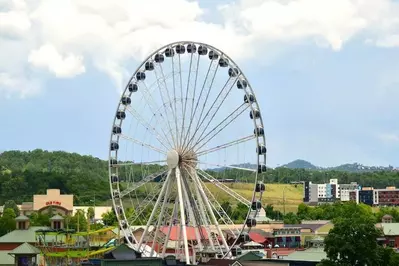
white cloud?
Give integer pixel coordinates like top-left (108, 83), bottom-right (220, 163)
top-left (28, 44), bottom-right (86, 78)
top-left (374, 35), bottom-right (399, 47)
top-left (1, 0), bottom-right (399, 97)
top-left (379, 133), bottom-right (399, 143)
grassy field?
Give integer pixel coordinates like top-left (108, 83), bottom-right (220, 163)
top-left (205, 182), bottom-right (303, 213)
top-left (118, 182), bottom-right (303, 214)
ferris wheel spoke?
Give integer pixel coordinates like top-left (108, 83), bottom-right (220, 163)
top-left (114, 160), bottom-right (166, 167)
top-left (192, 103), bottom-right (249, 153)
top-left (171, 52), bottom-right (182, 148)
top-left (185, 167), bottom-right (217, 251)
top-left (178, 54), bottom-right (186, 147)
top-left (119, 134), bottom-right (167, 155)
top-left (197, 177), bottom-right (240, 236)
top-left (181, 171), bottom-right (204, 251)
top-left (125, 106), bottom-right (173, 150)
top-left (137, 79), bottom-right (173, 145)
top-left (181, 53), bottom-right (201, 150)
top-left (196, 169), bottom-right (251, 206)
top-left (197, 161), bottom-right (257, 173)
top-left (127, 175), bottom-right (168, 224)
top-left (162, 200), bottom-right (178, 257)
top-left (189, 74), bottom-right (240, 150)
top-left (183, 59), bottom-right (220, 153)
top-left (196, 135), bottom-right (256, 157)
top-left (175, 166), bottom-right (191, 264)
top-left (150, 170), bottom-right (174, 257)
top-left (138, 170), bottom-right (172, 254)
top-left (191, 169), bottom-right (230, 257)
top-left (180, 51), bottom-right (198, 148)
top-left (154, 62), bottom-right (178, 148)
top-left (119, 170), bottom-right (167, 198)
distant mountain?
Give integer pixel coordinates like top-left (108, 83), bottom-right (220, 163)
top-left (281, 159), bottom-right (319, 170)
top-left (327, 163), bottom-right (394, 172)
top-left (281, 159), bottom-right (394, 172)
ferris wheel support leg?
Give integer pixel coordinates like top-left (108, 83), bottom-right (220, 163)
top-left (190, 170), bottom-right (215, 251)
top-left (181, 173), bottom-right (204, 251)
top-left (138, 170), bottom-right (172, 253)
top-left (175, 166), bottom-right (191, 265)
top-left (194, 172), bottom-right (231, 258)
top-left (162, 200), bottom-right (178, 257)
top-left (151, 172), bottom-right (173, 257)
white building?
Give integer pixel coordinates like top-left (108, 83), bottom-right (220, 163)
top-left (339, 182), bottom-right (359, 201)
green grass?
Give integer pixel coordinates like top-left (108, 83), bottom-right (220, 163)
top-left (205, 183), bottom-right (303, 213)
top-left (116, 182), bottom-right (303, 214)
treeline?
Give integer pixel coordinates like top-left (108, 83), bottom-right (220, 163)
top-left (209, 167), bottom-right (399, 188)
top-left (1, 149), bottom-right (399, 205)
top-left (282, 201), bottom-right (399, 224)
top-left (0, 150), bottom-right (110, 205)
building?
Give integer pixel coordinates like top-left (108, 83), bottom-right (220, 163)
top-left (379, 223), bottom-right (399, 248)
top-left (302, 180), bottom-right (380, 205)
top-left (359, 189), bottom-right (373, 206)
top-left (338, 183), bottom-right (359, 201)
top-left (285, 221), bottom-right (333, 246)
top-left (374, 187), bottom-right (399, 206)
top-left (1, 189), bottom-right (112, 222)
top-left (303, 179), bottom-right (359, 205)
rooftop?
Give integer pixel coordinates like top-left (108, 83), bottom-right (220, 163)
top-left (0, 251), bottom-right (13, 265)
top-left (284, 247), bottom-right (326, 262)
top-left (9, 242), bottom-right (40, 255)
top-left (0, 226), bottom-right (49, 243)
top-left (50, 214), bottom-right (64, 221)
top-left (15, 215), bottom-right (29, 221)
top-left (381, 223), bottom-right (399, 236)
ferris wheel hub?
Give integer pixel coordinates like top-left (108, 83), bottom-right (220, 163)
top-left (166, 150), bottom-right (179, 169)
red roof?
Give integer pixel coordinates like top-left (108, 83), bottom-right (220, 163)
top-left (160, 226), bottom-right (209, 241)
top-left (248, 232), bottom-right (267, 243)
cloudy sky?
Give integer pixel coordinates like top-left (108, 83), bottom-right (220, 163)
top-left (0, 0), bottom-right (398, 167)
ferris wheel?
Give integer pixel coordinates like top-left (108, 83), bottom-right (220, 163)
top-left (108, 41), bottom-right (267, 264)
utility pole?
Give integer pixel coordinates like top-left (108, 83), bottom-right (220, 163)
top-left (283, 187), bottom-right (286, 216)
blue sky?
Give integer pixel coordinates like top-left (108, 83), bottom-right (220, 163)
top-left (0, 0), bottom-right (398, 167)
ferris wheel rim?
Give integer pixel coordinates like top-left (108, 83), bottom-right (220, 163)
top-left (108, 40), bottom-right (267, 262)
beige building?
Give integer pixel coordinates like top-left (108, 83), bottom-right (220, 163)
top-left (12, 189), bottom-right (111, 220)
top-left (18, 189), bottom-right (74, 216)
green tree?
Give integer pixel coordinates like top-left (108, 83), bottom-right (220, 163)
top-left (3, 200), bottom-right (20, 216)
top-left (102, 210), bottom-right (117, 226)
top-left (29, 212), bottom-right (50, 226)
top-left (321, 216), bottom-right (381, 266)
top-left (283, 212), bottom-right (301, 224)
top-left (67, 210), bottom-right (87, 232)
top-left (0, 208), bottom-right (16, 236)
top-left (297, 203), bottom-right (310, 219)
top-left (264, 204), bottom-right (283, 220)
top-left (221, 201), bottom-right (232, 216)
top-left (87, 207), bottom-right (95, 223)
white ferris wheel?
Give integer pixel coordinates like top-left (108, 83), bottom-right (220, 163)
top-left (108, 41), bottom-right (267, 264)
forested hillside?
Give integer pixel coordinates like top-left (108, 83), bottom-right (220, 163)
top-left (0, 149), bottom-right (398, 205)
top-left (0, 149), bottom-right (109, 205)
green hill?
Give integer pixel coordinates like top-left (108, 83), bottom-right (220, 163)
top-left (281, 159), bottom-right (318, 170)
top-left (0, 150), bottom-right (398, 207)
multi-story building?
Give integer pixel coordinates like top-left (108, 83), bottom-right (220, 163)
top-left (339, 182), bottom-right (359, 201)
top-left (374, 187), bottom-right (399, 206)
top-left (304, 180), bottom-right (399, 207)
top-left (303, 179), bottom-right (357, 204)
top-left (303, 182), bottom-right (319, 203)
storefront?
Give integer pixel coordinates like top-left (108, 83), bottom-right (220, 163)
top-left (20, 189), bottom-right (73, 216)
